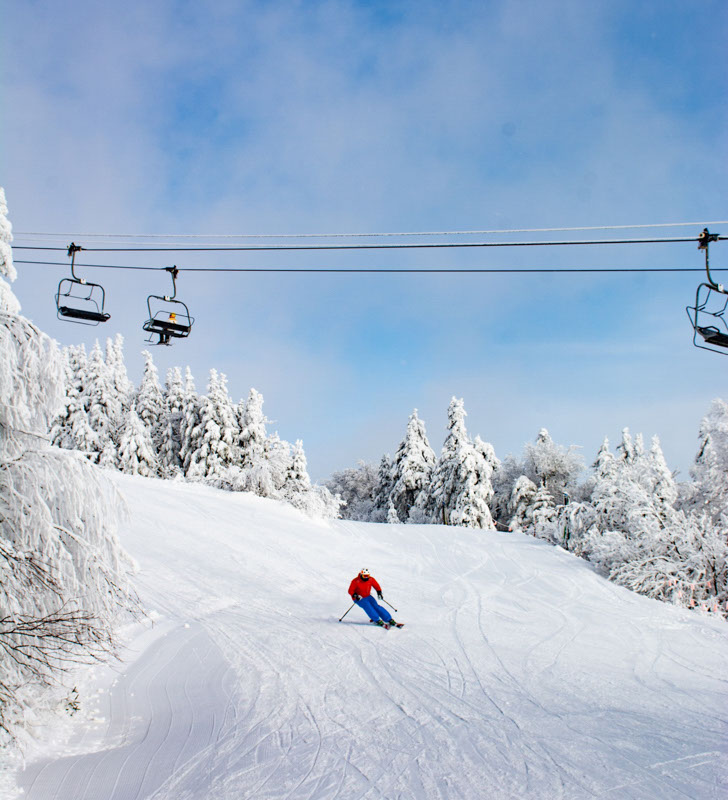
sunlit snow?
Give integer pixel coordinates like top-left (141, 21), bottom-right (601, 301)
top-left (9, 473), bottom-right (728, 799)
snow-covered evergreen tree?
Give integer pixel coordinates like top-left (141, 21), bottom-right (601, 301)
top-left (418, 397), bottom-right (495, 529)
top-left (134, 350), bottom-right (165, 457)
top-left (508, 475), bottom-right (537, 532)
top-left (389, 409), bottom-right (436, 522)
top-left (238, 388), bottom-right (267, 469)
top-left (193, 369), bottom-right (238, 479)
top-left (386, 500), bottom-right (400, 524)
top-left (370, 454), bottom-right (394, 523)
top-left (160, 366), bottom-right (185, 475)
top-left (105, 334), bottom-right (133, 413)
top-left (117, 409), bottom-right (159, 477)
top-left (284, 439), bottom-right (312, 500)
top-left (179, 367), bottom-right (203, 478)
top-left (531, 483), bottom-right (557, 540)
top-left (84, 340), bottom-right (119, 459)
top-left (685, 398), bottom-right (728, 522)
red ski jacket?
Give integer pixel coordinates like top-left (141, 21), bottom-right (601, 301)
top-left (348, 575), bottom-right (381, 599)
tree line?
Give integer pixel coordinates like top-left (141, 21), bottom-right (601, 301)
top-left (51, 339), bottom-right (340, 518)
top-left (326, 397), bottom-right (728, 618)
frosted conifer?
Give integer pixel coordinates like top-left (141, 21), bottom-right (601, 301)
top-left (389, 409), bottom-right (436, 521)
top-left (117, 409), bottom-right (159, 477)
top-left (386, 500), bottom-right (400, 524)
top-left (238, 388), bottom-right (267, 469)
top-left (195, 369), bottom-right (238, 478)
top-left (160, 366), bottom-right (185, 474)
top-left (509, 475), bottom-right (538, 532)
top-left (135, 350), bottom-right (165, 451)
top-left (179, 367), bottom-right (203, 478)
top-left (84, 341), bottom-right (120, 455)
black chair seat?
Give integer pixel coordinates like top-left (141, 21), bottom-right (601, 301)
top-left (144, 318), bottom-right (191, 336)
top-left (59, 305), bottom-right (111, 323)
top-left (697, 326), bottom-right (728, 348)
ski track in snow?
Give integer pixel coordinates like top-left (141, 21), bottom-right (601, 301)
top-left (10, 474), bottom-right (728, 799)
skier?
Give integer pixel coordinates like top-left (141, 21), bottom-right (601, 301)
top-left (348, 568), bottom-right (401, 627)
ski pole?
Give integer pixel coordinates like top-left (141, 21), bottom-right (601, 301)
top-left (339, 603), bottom-right (355, 622)
top-left (381, 598), bottom-right (398, 613)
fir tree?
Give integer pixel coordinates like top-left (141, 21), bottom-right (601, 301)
top-left (135, 350), bottom-right (166, 452)
top-left (238, 388), bottom-right (267, 469)
top-left (389, 409), bottom-right (436, 522)
top-left (117, 409), bottom-right (159, 477)
top-left (509, 475), bottom-right (538, 532)
top-left (179, 367), bottom-right (203, 477)
top-left (194, 369), bottom-right (238, 479)
top-left (420, 397), bottom-right (495, 528)
top-left (160, 366), bottom-right (185, 474)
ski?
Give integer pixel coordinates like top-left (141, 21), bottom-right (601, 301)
top-left (390, 622), bottom-right (405, 628)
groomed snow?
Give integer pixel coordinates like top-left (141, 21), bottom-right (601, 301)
top-left (10, 473), bottom-right (728, 799)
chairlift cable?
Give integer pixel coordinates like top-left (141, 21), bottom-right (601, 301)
top-left (15, 259), bottom-right (728, 275)
top-left (12, 235), bottom-right (727, 253)
top-left (14, 220), bottom-right (728, 240)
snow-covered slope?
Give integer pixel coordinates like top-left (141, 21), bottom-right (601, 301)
top-left (12, 474), bottom-right (728, 799)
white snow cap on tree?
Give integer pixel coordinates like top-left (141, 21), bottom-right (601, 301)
top-left (0, 187), bottom-right (20, 315)
top-left (390, 409), bottom-right (436, 521)
top-left (422, 397), bottom-right (495, 529)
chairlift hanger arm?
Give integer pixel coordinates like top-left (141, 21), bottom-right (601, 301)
top-left (698, 228), bottom-right (724, 293)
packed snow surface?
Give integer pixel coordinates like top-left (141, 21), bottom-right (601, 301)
top-left (12, 474), bottom-right (728, 799)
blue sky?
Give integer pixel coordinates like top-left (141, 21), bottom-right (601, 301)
top-left (2, 0), bottom-right (727, 480)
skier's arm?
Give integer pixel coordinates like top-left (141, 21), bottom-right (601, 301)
top-left (371, 577), bottom-right (383, 599)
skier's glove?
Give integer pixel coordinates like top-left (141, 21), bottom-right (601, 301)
top-left (352, 594), bottom-right (361, 602)
top-left (376, 591), bottom-right (383, 600)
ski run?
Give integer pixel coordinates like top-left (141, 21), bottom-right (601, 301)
top-left (4, 472), bottom-right (727, 800)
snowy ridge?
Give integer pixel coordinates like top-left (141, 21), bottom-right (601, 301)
top-left (13, 474), bottom-right (728, 799)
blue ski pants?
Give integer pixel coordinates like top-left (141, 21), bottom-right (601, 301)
top-left (356, 595), bottom-right (392, 623)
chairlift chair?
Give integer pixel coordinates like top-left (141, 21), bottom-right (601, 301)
top-left (686, 228), bottom-right (728, 355)
top-left (142, 266), bottom-right (194, 346)
top-left (55, 243), bottom-right (111, 325)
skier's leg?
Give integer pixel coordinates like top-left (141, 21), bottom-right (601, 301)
top-left (357, 596), bottom-right (382, 622)
top-left (372, 601), bottom-right (392, 623)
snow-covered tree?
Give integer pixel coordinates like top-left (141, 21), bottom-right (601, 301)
top-left (117, 409), bottom-right (159, 477)
top-left (84, 341), bottom-right (119, 456)
top-left (508, 475), bottom-right (537, 532)
top-left (160, 366), bottom-right (185, 475)
top-left (685, 399), bottom-right (728, 522)
top-left (0, 187), bottom-right (19, 316)
top-left (386, 500), bottom-right (400, 524)
top-left (417, 397), bottom-right (495, 529)
top-left (179, 368), bottom-right (203, 478)
top-left (238, 388), bottom-right (267, 469)
top-left (134, 350), bottom-right (165, 454)
top-left (370, 454), bottom-right (394, 523)
top-left (284, 439), bottom-right (312, 500)
top-left (325, 462), bottom-right (379, 521)
top-left (531, 483), bottom-right (557, 540)
top-left (105, 334), bottom-right (133, 412)
top-left (50, 345), bottom-right (101, 456)
top-left (193, 369), bottom-right (238, 479)
top-left (522, 428), bottom-right (583, 504)
top-left (0, 212), bottom-right (137, 741)
top-left (389, 409), bottom-right (436, 522)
